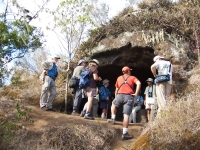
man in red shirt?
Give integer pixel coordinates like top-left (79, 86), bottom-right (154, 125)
top-left (107, 66), bottom-right (141, 140)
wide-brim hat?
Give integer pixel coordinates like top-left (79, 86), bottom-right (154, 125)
top-left (146, 78), bottom-right (154, 82)
top-left (89, 59), bottom-right (99, 65)
top-left (102, 79), bottom-right (109, 85)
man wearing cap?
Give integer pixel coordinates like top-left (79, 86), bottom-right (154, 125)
top-left (144, 78), bottom-right (156, 122)
top-left (40, 55), bottom-right (60, 111)
top-left (107, 66), bottom-right (141, 140)
top-left (99, 79), bottom-right (112, 119)
top-left (151, 55), bottom-right (173, 112)
top-left (71, 59), bottom-right (88, 115)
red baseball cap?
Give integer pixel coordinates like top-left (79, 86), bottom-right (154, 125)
top-left (122, 66), bottom-right (132, 72)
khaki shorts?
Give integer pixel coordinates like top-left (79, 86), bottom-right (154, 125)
top-left (84, 87), bottom-right (96, 97)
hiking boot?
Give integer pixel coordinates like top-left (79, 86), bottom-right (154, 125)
top-left (41, 106), bottom-right (48, 111)
top-left (84, 114), bottom-right (94, 120)
top-left (71, 110), bottom-right (79, 116)
top-left (47, 108), bottom-right (55, 112)
top-left (80, 111), bottom-right (86, 117)
top-left (121, 132), bottom-right (133, 140)
top-left (107, 118), bottom-right (115, 125)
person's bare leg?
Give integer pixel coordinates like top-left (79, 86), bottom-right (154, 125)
top-left (86, 96), bottom-right (93, 113)
top-left (123, 114), bottom-right (129, 128)
top-left (122, 114), bottom-right (133, 140)
top-left (107, 104), bottom-right (117, 124)
top-left (111, 104), bottom-right (117, 115)
top-left (147, 109), bottom-right (151, 121)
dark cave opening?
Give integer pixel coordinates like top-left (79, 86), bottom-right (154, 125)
top-left (97, 46), bottom-right (155, 96)
top-left (95, 45), bottom-right (155, 120)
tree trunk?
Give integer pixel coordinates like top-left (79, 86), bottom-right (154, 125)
top-left (65, 61), bottom-right (70, 113)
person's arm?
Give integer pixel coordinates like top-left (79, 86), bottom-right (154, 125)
top-left (115, 88), bottom-right (118, 97)
top-left (132, 80), bottom-right (141, 97)
top-left (144, 94), bottom-right (146, 106)
top-left (151, 65), bottom-right (157, 78)
top-left (93, 73), bottom-right (102, 81)
top-left (139, 96), bottom-right (144, 105)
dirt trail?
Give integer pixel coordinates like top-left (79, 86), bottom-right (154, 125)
top-left (24, 105), bottom-right (145, 150)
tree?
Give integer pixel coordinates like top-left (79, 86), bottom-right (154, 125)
top-left (48, 0), bottom-right (109, 112)
top-left (0, 0), bottom-right (49, 84)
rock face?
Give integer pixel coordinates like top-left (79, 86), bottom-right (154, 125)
top-left (78, 31), bottom-right (195, 93)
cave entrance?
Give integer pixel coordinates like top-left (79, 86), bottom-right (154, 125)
top-left (94, 45), bottom-right (155, 120)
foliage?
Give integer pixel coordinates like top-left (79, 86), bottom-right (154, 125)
top-left (78, 0), bottom-right (200, 59)
top-left (0, 0), bottom-right (46, 83)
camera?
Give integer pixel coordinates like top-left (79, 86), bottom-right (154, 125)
top-left (148, 92), bottom-right (152, 98)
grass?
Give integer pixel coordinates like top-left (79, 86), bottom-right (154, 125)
top-left (131, 85), bottom-right (200, 150)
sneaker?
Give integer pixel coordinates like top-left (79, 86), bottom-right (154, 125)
top-left (71, 110), bottom-right (79, 116)
top-left (80, 111), bottom-right (86, 117)
top-left (101, 114), bottom-right (107, 119)
top-left (121, 132), bottom-right (133, 140)
top-left (107, 118), bottom-right (115, 125)
top-left (41, 106), bottom-right (48, 111)
top-left (84, 114), bottom-right (94, 120)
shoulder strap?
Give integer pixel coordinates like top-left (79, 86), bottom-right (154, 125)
top-left (168, 63), bottom-right (171, 73)
top-left (117, 75), bottom-right (132, 93)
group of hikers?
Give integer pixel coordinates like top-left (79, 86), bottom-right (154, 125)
top-left (39, 55), bottom-right (173, 140)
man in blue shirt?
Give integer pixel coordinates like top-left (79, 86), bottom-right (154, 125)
top-left (40, 55), bottom-right (60, 111)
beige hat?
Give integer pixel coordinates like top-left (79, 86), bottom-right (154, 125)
top-left (102, 79), bottom-right (109, 85)
top-left (89, 59), bottom-right (100, 65)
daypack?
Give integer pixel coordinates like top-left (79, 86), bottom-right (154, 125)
top-left (79, 68), bottom-right (91, 88)
top-left (69, 76), bottom-right (78, 88)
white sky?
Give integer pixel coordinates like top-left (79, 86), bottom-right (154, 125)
top-left (29, 0), bottom-right (128, 57)
top-left (0, 0), bottom-right (128, 64)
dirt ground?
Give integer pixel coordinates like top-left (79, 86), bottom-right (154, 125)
top-left (0, 98), bottom-right (145, 150)
top-left (20, 105), bottom-right (145, 150)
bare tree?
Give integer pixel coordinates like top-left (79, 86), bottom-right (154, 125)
top-left (47, 0), bottom-right (109, 112)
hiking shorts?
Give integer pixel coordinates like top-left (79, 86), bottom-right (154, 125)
top-left (84, 87), bottom-right (96, 97)
top-left (112, 94), bottom-right (134, 115)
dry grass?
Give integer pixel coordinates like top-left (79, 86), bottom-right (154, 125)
top-left (132, 85), bottom-right (200, 149)
top-left (0, 96), bottom-right (116, 150)
top-left (4, 123), bottom-right (116, 150)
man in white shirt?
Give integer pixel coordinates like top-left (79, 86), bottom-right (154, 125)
top-left (151, 56), bottom-right (173, 112)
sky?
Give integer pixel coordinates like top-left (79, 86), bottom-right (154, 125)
top-left (4, 0), bottom-right (129, 57)
top-left (0, 0), bottom-right (128, 84)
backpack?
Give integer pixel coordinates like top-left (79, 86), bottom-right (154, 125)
top-left (69, 76), bottom-right (78, 88)
top-left (79, 68), bottom-right (91, 88)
